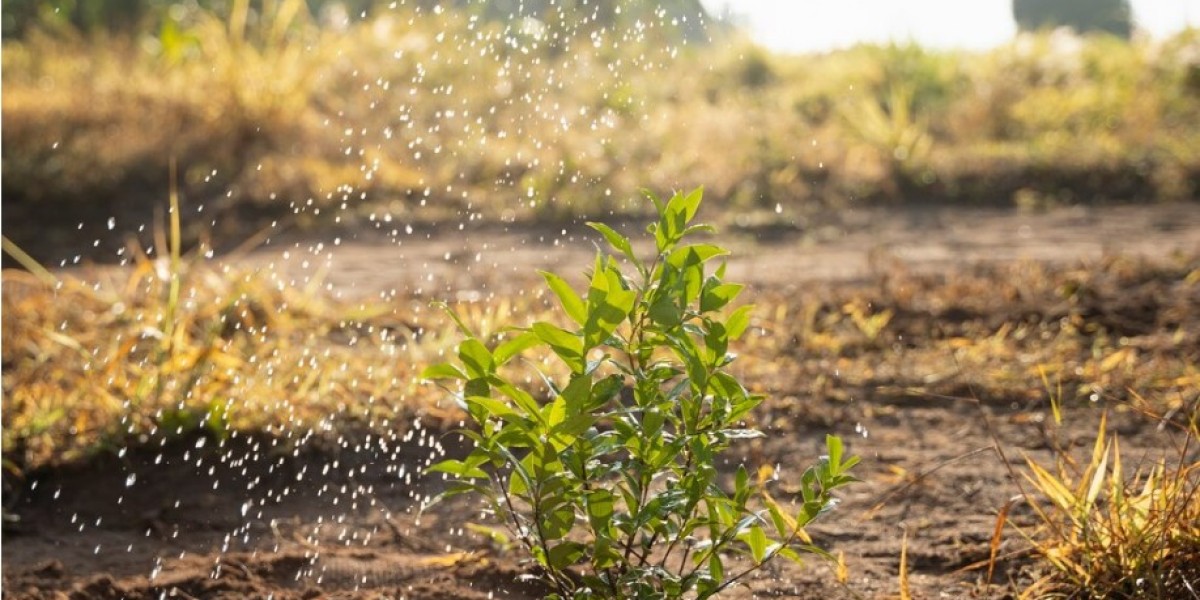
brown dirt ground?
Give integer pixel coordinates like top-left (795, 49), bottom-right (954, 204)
top-left (5, 203), bottom-right (1200, 599)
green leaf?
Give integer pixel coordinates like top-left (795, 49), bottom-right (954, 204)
top-left (648, 293), bottom-right (682, 328)
top-left (797, 500), bottom-right (824, 527)
top-left (465, 377), bottom-right (490, 402)
top-left (707, 554), bottom-right (724, 589)
top-left (683, 262), bottom-right (705, 306)
top-left (584, 262), bottom-right (635, 349)
top-left (433, 301), bottom-right (475, 337)
top-left (532, 321), bottom-right (585, 372)
top-left (826, 435), bottom-right (844, 473)
top-left (642, 409), bottom-right (665, 438)
top-left (725, 304), bottom-right (755, 340)
top-left (532, 321), bottom-right (580, 349)
top-left (701, 282), bottom-right (744, 313)
top-left (710, 371), bottom-right (747, 403)
top-left (587, 222), bottom-right (642, 269)
top-left (421, 362), bottom-right (466, 381)
top-left (840, 455), bottom-right (862, 472)
top-left (588, 375), bottom-right (624, 411)
top-left (465, 395), bottom-right (520, 422)
top-left (494, 331), bottom-right (540, 365)
top-left (728, 393), bottom-right (763, 424)
top-left (665, 187), bottom-right (704, 227)
top-left (427, 459), bottom-right (488, 480)
top-left (830, 473), bottom-right (862, 488)
top-left (668, 333), bottom-right (708, 392)
top-left (735, 465), bottom-right (749, 496)
top-left (585, 489), bottom-right (615, 532)
top-left (765, 497), bottom-right (794, 539)
top-left (495, 423), bottom-right (539, 451)
top-left (507, 471), bottom-right (528, 497)
top-left (734, 464), bottom-right (752, 508)
top-left (731, 513), bottom-right (757, 536)
top-left (644, 188), bottom-right (666, 214)
top-left (776, 545), bottom-right (805, 564)
top-left (796, 544), bottom-right (837, 562)
top-left (547, 412), bottom-right (593, 450)
top-left (546, 541), bottom-right (586, 568)
top-left (497, 444), bottom-right (533, 491)
top-left (666, 243), bottom-right (729, 269)
top-left (681, 186), bottom-right (704, 222)
top-left (744, 524), bottom-right (769, 563)
top-left (542, 503), bottom-right (576, 540)
top-left (546, 395), bottom-right (567, 428)
top-left (605, 263), bottom-right (638, 310)
top-left (458, 339), bottom-right (494, 378)
top-left (703, 320), bottom-right (729, 364)
top-left (660, 193), bottom-right (688, 246)
top-left (649, 438), bottom-right (687, 470)
top-left (590, 540), bottom-right (620, 570)
top-left (541, 271), bottom-right (587, 326)
top-left (497, 382), bottom-right (544, 422)
top-left (649, 220), bottom-right (668, 253)
top-left (560, 374), bottom-right (592, 414)
top-left (798, 469), bottom-right (818, 504)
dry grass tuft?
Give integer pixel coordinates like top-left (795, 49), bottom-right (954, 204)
top-left (1007, 408), bottom-right (1199, 598)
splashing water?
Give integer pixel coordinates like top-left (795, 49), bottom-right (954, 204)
top-left (4, 2), bottom-right (749, 596)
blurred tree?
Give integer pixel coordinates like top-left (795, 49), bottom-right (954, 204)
top-left (1012, 0), bottom-right (1133, 38)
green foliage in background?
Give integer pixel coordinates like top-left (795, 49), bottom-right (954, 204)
top-left (423, 188), bottom-right (858, 598)
top-left (1, 0), bottom-right (366, 36)
top-left (3, 1), bottom-right (1198, 261)
top-left (1, 0), bottom-right (713, 39)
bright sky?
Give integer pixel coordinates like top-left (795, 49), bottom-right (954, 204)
top-left (701, 0), bottom-right (1200, 53)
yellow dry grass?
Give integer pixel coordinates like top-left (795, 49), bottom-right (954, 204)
top-left (1007, 411), bottom-right (1199, 598)
top-left (0, 237), bottom-right (558, 469)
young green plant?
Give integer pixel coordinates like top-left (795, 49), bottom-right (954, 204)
top-left (423, 188), bottom-right (859, 598)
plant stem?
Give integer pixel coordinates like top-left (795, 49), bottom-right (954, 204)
top-left (621, 463), bottom-right (652, 565)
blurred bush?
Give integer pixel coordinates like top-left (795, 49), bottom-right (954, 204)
top-left (1013, 0), bottom-right (1132, 39)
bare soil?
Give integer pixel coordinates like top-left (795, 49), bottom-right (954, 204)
top-left (5, 203), bottom-right (1199, 599)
